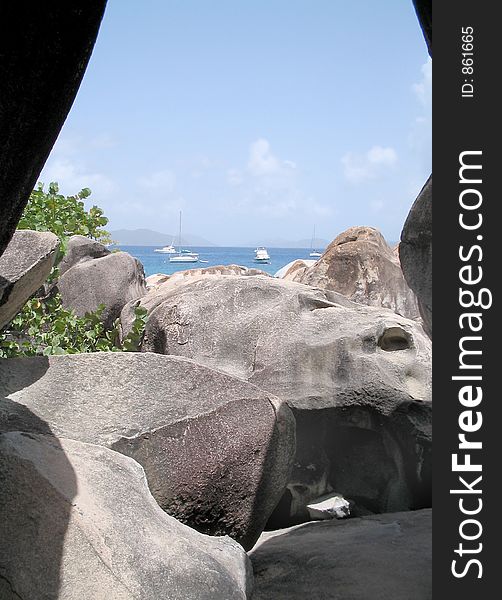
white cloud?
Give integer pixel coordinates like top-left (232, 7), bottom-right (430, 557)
top-left (342, 145), bottom-right (398, 183)
top-left (40, 158), bottom-right (116, 199)
top-left (138, 169), bottom-right (176, 193)
top-left (412, 58), bottom-right (432, 106)
top-left (247, 138), bottom-right (296, 176)
top-left (227, 168), bottom-right (243, 186)
top-left (367, 146), bottom-right (397, 166)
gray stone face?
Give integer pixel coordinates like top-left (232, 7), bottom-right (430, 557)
top-left (58, 251), bottom-right (147, 328)
top-left (0, 431), bottom-right (253, 600)
top-left (294, 226), bottom-right (419, 320)
top-left (58, 234), bottom-right (110, 276)
top-left (123, 276), bottom-right (432, 523)
top-left (249, 509), bottom-right (432, 600)
top-left (0, 352), bottom-right (296, 550)
top-left (400, 176), bottom-right (432, 338)
top-left (0, 229), bottom-right (59, 329)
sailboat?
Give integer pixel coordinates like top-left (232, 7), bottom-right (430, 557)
top-left (309, 225), bottom-right (322, 258)
top-left (169, 211), bottom-right (199, 263)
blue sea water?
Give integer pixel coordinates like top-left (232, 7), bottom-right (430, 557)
top-left (116, 246), bottom-right (316, 277)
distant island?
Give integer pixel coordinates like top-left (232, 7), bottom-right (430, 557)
top-left (109, 229), bottom-right (216, 247)
top-left (110, 228), bottom-right (329, 248)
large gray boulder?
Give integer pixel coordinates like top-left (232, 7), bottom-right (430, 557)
top-left (0, 3), bottom-right (107, 257)
top-left (0, 352), bottom-right (296, 550)
top-left (400, 176), bottom-right (432, 338)
top-left (122, 276), bottom-right (432, 524)
top-left (0, 229), bottom-right (59, 329)
top-left (58, 234), bottom-right (110, 276)
top-left (0, 431), bottom-right (252, 599)
top-left (294, 226), bottom-right (419, 319)
top-left (58, 251), bottom-right (147, 328)
top-left (250, 509), bottom-right (432, 600)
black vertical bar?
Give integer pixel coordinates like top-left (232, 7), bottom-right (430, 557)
top-left (435, 2), bottom-right (498, 596)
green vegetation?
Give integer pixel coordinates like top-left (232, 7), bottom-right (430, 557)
top-left (1, 183), bottom-right (147, 357)
top-left (17, 182), bottom-right (112, 254)
top-left (0, 297), bottom-right (148, 358)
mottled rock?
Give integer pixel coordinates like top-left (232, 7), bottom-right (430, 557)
top-left (58, 251), bottom-right (147, 328)
top-left (0, 230), bottom-right (59, 329)
top-left (274, 259), bottom-right (316, 280)
top-left (250, 509), bottom-right (432, 600)
top-left (121, 264), bottom-right (269, 337)
top-left (0, 352), bottom-right (295, 550)
top-left (58, 234), bottom-right (110, 276)
top-left (127, 275), bottom-right (432, 523)
top-left (400, 176), bottom-right (432, 338)
top-left (0, 431), bottom-right (252, 599)
top-left (146, 272), bottom-right (170, 290)
top-left (295, 226), bottom-right (419, 319)
top-left (0, 3), bottom-right (107, 256)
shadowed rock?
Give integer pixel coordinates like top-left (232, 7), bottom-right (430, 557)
top-left (0, 230), bottom-right (59, 329)
top-left (58, 251), bottom-right (147, 328)
top-left (249, 509), bottom-right (432, 600)
top-left (412, 0), bottom-right (432, 56)
top-left (400, 176), bottom-right (432, 338)
top-left (0, 352), bottom-right (296, 550)
top-left (0, 3), bottom-right (107, 256)
top-left (0, 431), bottom-right (253, 599)
top-left (294, 227), bottom-right (419, 319)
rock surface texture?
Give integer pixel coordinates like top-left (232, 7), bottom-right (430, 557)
top-left (0, 230), bottom-right (59, 329)
top-left (124, 275), bottom-right (432, 523)
top-left (294, 226), bottom-right (419, 319)
top-left (0, 431), bottom-right (252, 600)
top-left (0, 352), bottom-right (296, 550)
top-left (58, 234), bottom-right (111, 277)
top-left (275, 259), bottom-right (316, 281)
top-left (0, 3), bottom-right (107, 256)
top-left (58, 251), bottom-right (147, 328)
top-left (400, 176), bottom-right (432, 338)
top-left (250, 509), bottom-right (432, 600)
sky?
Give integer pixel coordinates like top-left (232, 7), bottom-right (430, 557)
top-left (40, 0), bottom-right (431, 246)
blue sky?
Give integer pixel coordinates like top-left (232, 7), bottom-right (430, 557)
top-left (40, 0), bottom-right (431, 246)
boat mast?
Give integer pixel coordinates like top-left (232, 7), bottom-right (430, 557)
top-left (178, 210), bottom-right (182, 250)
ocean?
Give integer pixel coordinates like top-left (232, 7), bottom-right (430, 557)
top-left (116, 246), bottom-right (317, 277)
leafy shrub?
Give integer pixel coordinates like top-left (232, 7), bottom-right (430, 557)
top-left (0, 295), bottom-right (148, 358)
top-left (17, 182), bottom-right (112, 253)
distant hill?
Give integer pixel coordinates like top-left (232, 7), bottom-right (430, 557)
top-left (110, 229), bottom-right (216, 247)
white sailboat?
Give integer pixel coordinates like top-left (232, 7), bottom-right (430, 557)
top-left (169, 211), bottom-right (199, 263)
top-left (309, 225), bottom-right (322, 258)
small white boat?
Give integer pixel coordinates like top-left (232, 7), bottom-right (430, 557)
top-left (154, 244), bottom-right (176, 254)
top-left (309, 250), bottom-right (322, 258)
top-left (254, 247), bottom-right (270, 263)
top-left (168, 211), bottom-right (199, 263)
top-left (169, 251), bottom-right (199, 263)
